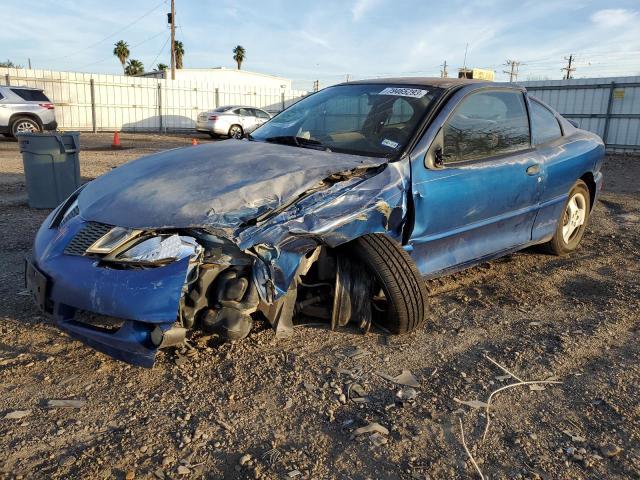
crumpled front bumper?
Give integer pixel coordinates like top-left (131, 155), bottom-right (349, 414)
top-left (29, 211), bottom-right (190, 367)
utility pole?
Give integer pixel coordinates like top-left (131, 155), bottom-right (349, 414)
top-left (28, 58), bottom-right (32, 69)
top-left (170, 0), bottom-right (176, 80)
top-left (345, 74), bottom-right (351, 82)
top-left (462, 43), bottom-right (469, 71)
top-left (313, 80), bottom-right (319, 92)
top-left (503, 59), bottom-right (522, 82)
top-left (440, 60), bottom-right (448, 78)
top-left (562, 54), bottom-right (575, 80)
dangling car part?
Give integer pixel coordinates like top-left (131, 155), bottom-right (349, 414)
top-left (26, 78), bottom-right (604, 367)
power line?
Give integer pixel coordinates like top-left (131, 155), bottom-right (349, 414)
top-left (149, 34), bottom-right (171, 71)
top-left (77, 30), bottom-right (167, 71)
top-left (52, 0), bottom-right (168, 63)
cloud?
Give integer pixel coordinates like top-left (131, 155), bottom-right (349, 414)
top-left (351, 0), bottom-right (379, 21)
top-left (298, 30), bottom-right (330, 48)
top-left (590, 9), bottom-right (638, 28)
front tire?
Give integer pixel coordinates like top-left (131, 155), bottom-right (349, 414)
top-left (542, 180), bottom-right (591, 256)
top-left (11, 117), bottom-right (41, 137)
top-left (348, 234), bottom-right (428, 334)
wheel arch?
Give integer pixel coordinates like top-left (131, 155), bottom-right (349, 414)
top-left (579, 171), bottom-right (596, 209)
top-left (9, 113), bottom-right (43, 130)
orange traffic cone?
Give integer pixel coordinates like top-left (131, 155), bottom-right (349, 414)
top-left (112, 131), bottom-right (121, 149)
top-left (191, 138), bottom-right (198, 146)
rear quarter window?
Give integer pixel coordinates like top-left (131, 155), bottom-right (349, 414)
top-left (10, 89), bottom-right (50, 102)
top-left (530, 100), bottom-right (562, 145)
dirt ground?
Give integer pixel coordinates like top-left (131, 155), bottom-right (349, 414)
top-left (0, 132), bottom-right (638, 480)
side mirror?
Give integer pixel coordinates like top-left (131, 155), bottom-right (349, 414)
top-left (425, 128), bottom-right (446, 170)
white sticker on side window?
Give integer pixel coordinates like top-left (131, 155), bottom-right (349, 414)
top-left (381, 138), bottom-right (400, 149)
top-left (378, 87), bottom-right (428, 98)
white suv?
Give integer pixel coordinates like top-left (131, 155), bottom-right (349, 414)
top-left (0, 86), bottom-right (57, 138)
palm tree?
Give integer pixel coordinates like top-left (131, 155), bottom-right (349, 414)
top-left (124, 59), bottom-right (144, 76)
top-left (174, 41), bottom-right (185, 69)
top-left (233, 45), bottom-right (246, 70)
top-left (113, 40), bottom-right (130, 73)
top-left (156, 63), bottom-right (168, 72)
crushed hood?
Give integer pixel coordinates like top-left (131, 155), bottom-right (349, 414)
top-left (78, 140), bottom-right (387, 230)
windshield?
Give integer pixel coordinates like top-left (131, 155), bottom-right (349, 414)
top-left (251, 84), bottom-right (442, 158)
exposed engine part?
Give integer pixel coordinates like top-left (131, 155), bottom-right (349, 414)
top-left (151, 325), bottom-right (187, 348)
top-left (180, 264), bottom-right (223, 328)
top-left (200, 307), bottom-right (254, 341)
top-left (331, 255), bottom-right (374, 333)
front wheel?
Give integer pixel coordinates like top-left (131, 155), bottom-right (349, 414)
top-left (347, 234), bottom-right (428, 334)
top-left (11, 117), bottom-right (41, 137)
top-left (228, 124), bottom-right (243, 139)
top-left (542, 180), bottom-right (591, 255)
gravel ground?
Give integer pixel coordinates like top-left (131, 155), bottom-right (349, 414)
top-left (0, 133), bottom-right (638, 480)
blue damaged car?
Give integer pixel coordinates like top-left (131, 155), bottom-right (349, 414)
top-left (26, 78), bottom-right (604, 367)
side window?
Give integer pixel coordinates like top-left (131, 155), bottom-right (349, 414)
top-left (443, 90), bottom-right (530, 163)
top-left (255, 109), bottom-right (270, 119)
top-left (530, 100), bottom-right (562, 145)
top-left (386, 98), bottom-right (414, 125)
top-left (238, 108), bottom-right (253, 117)
top-left (0, 91), bottom-right (4, 101)
top-left (11, 88), bottom-right (50, 102)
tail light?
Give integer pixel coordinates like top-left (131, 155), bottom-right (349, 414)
top-left (39, 103), bottom-right (55, 110)
top-left (208, 115), bottom-right (218, 120)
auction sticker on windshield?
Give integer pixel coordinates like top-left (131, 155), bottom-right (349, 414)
top-left (378, 87), bottom-right (428, 98)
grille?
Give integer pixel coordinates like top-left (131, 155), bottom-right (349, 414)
top-left (59, 205), bottom-right (79, 227)
top-left (64, 222), bottom-right (112, 256)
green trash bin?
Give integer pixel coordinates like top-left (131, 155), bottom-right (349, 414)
top-left (18, 132), bottom-right (81, 209)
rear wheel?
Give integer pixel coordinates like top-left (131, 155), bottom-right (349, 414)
top-left (542, 180), bottom-right (591, 255)
top-left (347, 234), bottom-right (428, 334)
top-left (11, 117), bottom-right (41, 137)
top-left (228, 124), bottom-right (243, 139)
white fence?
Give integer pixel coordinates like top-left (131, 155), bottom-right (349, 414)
top-left (520, 76), bottom-right (640, 152)
top-left (0, 68), bottom-right (307, 132)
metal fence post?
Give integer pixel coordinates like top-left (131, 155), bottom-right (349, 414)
top-left (281, 92), bottom-right (285, 111)
top-left (215, 88), bottom-right (219, 108)
top-left (602, 81), bottom-right (616, 147)
top-left (158, 83), bottom-right (163, 133)
top-left (89, 78), bottom-right (97, 133)
top-left (4, 73), bottom-right (9, 86)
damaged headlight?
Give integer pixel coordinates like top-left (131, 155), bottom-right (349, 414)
top-left (114, 234), bottom-right (202, 264)
top-left (87, 227), bottom-right (143, 254)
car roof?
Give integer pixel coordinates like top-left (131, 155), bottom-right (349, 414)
top-left (0, 85), bottom-right (43, 91)
top-left (335, 77), bottom-right (509, 90)
top-left (219, 105), bottom-right (266, 110)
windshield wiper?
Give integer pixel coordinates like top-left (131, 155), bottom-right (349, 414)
top-left (264, 136), bottom-right (331, 152)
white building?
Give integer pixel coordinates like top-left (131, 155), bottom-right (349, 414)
top-left (140, 67), bottom-right (292, 89)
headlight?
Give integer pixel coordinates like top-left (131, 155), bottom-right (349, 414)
top-left (113, 234), bottom-right (202, 264)
top-left (87, 227), bottom-right (142, 254)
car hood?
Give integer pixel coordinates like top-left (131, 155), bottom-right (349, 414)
top-left (78, 140), bottom-right (387, 230)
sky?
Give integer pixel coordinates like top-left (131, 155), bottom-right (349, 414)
top-left (2, 0), bottom-right (640, 90)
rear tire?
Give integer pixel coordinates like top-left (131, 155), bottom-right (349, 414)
top-left (347, 234), bottom-right (428, 334)
top-left (11, 117), bottom-right (41, 137)
top-left (228, 124), bottom-right (243, 139)
top-left (542, 180), bottom-right (591, 256)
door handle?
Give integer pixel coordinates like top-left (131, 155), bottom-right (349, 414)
top-left (526, 164), bottom-right (540, 175)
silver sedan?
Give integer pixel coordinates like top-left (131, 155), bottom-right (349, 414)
top-left (196, 105), bottom-right (271, 139)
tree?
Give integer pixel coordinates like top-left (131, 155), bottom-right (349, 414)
top-left (233, 45), bottom-right (246, 70)
top-left (174, 41), bottom-right (185, 69)
top-left (124, 59), bottom-right (144, 76)
top-left (156, 63), bottom-right (168, 72)
top-left (0, 60), bottom-right (23, 68)
top-left (113, 40), bottom-right (130, 73)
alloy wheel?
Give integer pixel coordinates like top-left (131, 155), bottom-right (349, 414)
top-left (562, 192), bottom-right (587, 243)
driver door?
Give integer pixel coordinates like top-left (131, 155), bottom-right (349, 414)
top-left (408, 89), bottom-right (543, 277)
